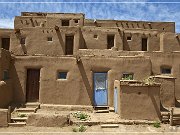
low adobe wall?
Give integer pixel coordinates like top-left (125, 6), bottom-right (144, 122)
top-left (0, 80), bottom-right (13, 108)
top-left (114, 80), bottom-right (161, 121)
top-left (0, 109), bottom-right (8, 127)
top-left (152, 75), bottom-right (175, 108)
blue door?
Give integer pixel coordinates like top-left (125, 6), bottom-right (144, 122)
top-left (93, 72), bottom-right (108, 106)
top-left (114, 87), bottom-right (118, 113)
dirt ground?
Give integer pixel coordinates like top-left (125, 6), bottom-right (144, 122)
top-left (0, 124), bottom-right (180, 135)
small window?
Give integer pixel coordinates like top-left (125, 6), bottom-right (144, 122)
top-left (74, 19), bottom-right (79, 23)
top-left (47, 37), bottom-right (53, 42)
top-left (122, 73), bottom-right (134, 80)
top-left (142, 38), bottom-right (148, 51)
top-left (20, 37), bottom-right (26, 44)
top-left (161, 67), bottom-right (171, 74)
top-left (94, 35), bottom-right (98, 39)
top-left (58, 72), bottom-right (67, 79)
top-left (3, 70), bottom-right (9, 81)
top-left (127, 36), bottom-right (132, 41)
top-left (62, 20), bottom-right (69, 26)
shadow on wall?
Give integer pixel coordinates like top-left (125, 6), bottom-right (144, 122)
top-left (55, 28), bottom-right (65, 54)
top-left (10, 60), bottom-right (25, 103)
top-left (77, 60), bottom-right (93, 105)
top-left (149, 92), bottom-right (162, 120)
top-left (175, 98), bottom-right (180, 107)
top-left (79, 29), bottom-right (87, 49)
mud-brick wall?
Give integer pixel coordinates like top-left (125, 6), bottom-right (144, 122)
top-left (0, 49), bottom-right (13, 108)
top-left (10, 27), bottom-right (80, 56)
top-left (160, 33), bottom-right (180, 52)
top-left (153, 76), bottom-right (175, 108)
top-left (114, 80), bottom-right (161, 121)
top-left (13, 56), bottom-right (151, 106)
top-left (123, 30), bottom-right (160, 51)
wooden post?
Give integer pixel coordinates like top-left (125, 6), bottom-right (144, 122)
top-left (7, 106), bottom-right (11, 123)
top-left (170, 107), bottom-right (174, 126)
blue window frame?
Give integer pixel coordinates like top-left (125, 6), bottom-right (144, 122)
top-left (58, 72), bottom-right (67, 79)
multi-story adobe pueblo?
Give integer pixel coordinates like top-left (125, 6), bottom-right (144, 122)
top-left (0, 12), bottom-right (180, 124)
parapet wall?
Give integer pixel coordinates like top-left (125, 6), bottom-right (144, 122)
top-left (114, 80), bottom-right (161, 121)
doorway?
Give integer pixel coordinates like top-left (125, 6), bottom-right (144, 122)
top-left (65, 35), bottom-right (74, 55)
top-left (93, 72), bottom-right (108, 106)
top-left (26, 69), bottom-right (40, 102)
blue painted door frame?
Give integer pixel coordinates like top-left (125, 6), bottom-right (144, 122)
top-left (93, 72), bottom-right (108, 106)
top-left (114, 87), bottom-right (118, 113)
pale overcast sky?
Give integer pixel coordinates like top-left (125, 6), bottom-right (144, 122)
top-left (0, 0), bottom-right (180, 32)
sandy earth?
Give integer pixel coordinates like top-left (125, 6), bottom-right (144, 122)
top-left (0, 124), bottom-right (180, 135)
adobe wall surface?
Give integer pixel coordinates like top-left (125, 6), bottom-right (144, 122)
top-left (0, 49), bottom-right (13, 108)
top-left (84, 19), bottom-right (175, 33)
top-left (12, 56), bottom-right (151, 106)
top-left (114, 80), bottom-right (161, 121)
top-left (153, 76), bottom-right (175, 108)
top-left (0, 109), bottom-right (8, 127)
top-left (15, 13), bottom-right (84, 29)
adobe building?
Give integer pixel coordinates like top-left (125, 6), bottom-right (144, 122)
top-left (0, 12), bottom-right (180, 113)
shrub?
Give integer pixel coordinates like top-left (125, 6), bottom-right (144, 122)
top-left (153, 121), bottom-right (161, 128)
top-left (72, 111), bottom-right (90, 121)
top-left (18, 113), bottom-right (27, 118)
top-left (72, 125), bottom-right (87, 132)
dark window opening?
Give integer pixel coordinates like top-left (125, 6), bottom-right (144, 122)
top-left (142, 38), bottom-right (148, 51)
top-left (62, 20), bottom-right (69, 26)
top-left (3, 70), bottom-right (9, 81)
top-left (161, 67), bottom-right (171, 74)
top-left (47, 37), bottom-right (53, 41)
top-left (122, 73), bottom-right (134, 80)
top-left (107, 35), bottom-right (115, 49)
top-left (20, 37), bottom-right (26, 44)
top-left (163, 28), bottom-right (165, 30)
top-left (1, 38), bottom-right (10, 50)
top-left (65, 35), bottom-right (74, 55)
top-left (58, 72), bottom-right (67, 79)
top-left (74, 19), bottom-right (79, 23)
top-left (94, 35), bottom-right (98, 39)
top-left (127, 36), bottom-right (132, 41)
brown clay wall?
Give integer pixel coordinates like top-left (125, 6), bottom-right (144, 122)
top-left (10, 27), bottom-right (80, 56)
top-left (160, 33), bottom-right (180, 52)
top-left (0, 49), bottom-right (12, 108)
top-left (153, 76), bottom-right (175, 108)
top-left (15, 13), bottom-right (84, 29)
top-left (12, 56), bottom-right (151, 106)
top-left (85, 19), bottom-right (175, 33)
top-left (114, 80), bottom-right (161, 121)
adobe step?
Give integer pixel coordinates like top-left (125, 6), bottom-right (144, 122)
top-left (109, 107), bottom-right (115, 112)
top-left (11, 117), bottom-right (28, 122)
top-left (101, 124), bottom-right (119, 128)
top-left (94, 106), bottom-right (109, 110)
top-left (8, 122), bottom-right (26, 127)
top-left (16, 107), bottom-right (38, 113)
top-left (25, 102), bottom-right (40, 108)
top-left (94, 110), bottom-right (109, 113)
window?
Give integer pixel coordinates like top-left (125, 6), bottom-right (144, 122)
top-left (122, 73), bottom-right (134, 80)
top-left (74, 19), bottom-right (79, 23)
top-left (161, 67), bottom-right (171, 74)
top-left (142, 38), bottom-right (148, 51)
top-left (62, 20), bottom-right (69, 26)
top-left (47, 37), bottom-right (53, 42)
top-left (127, 36), bottom-right (132, 41)
top-left (20, 37), bottom-right (26, 44)
top-left (1, 38), bottom-right (10, 50)
top-left (3, 70), bottom-right (9, 81)
top-left (107, 35), bottom-right (115, 49)
top-left (57, 72), bottom-right (67, 79)
top-left (94, 35), bottom-right (98, 39)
